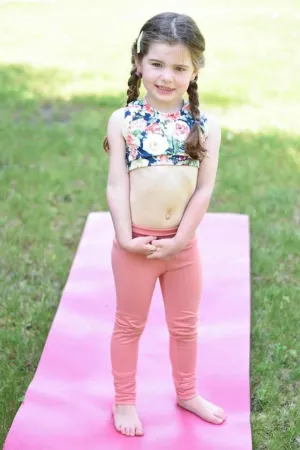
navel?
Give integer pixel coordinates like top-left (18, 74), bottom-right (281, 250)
top-left (165, 209), bottom-right (172, 220)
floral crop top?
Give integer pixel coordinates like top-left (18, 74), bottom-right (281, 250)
top-left (122, 97), bottom-right (209, 172)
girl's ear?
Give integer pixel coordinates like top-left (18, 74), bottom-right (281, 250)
top-left (191, 69), bottom-right (199, 82)
top-left (134, 57), bottom-right (142, 74)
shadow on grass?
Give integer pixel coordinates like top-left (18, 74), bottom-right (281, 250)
top-left (0, 63), bottom-right (125, 117)
top-left (0, 63), bottom-right (246, 112)
top-left (1, 63), bottom-right (300, 449)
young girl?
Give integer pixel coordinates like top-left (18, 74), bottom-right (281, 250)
top-left (104, 12), bottom-right (226, 437)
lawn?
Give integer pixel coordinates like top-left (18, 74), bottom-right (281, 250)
top-left (0, 0), bottom-right (299, 448)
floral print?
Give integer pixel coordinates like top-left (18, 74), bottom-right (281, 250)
top-left (122, 97), bottom-right (209, 172)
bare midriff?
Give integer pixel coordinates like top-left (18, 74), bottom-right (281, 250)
top-left (129, 165), bottom-right (198, 229)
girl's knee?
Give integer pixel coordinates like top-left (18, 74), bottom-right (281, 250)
top-left (168, 314), bottom-right (199, 339)
top-left (114, 312), bottom-right (147, 340)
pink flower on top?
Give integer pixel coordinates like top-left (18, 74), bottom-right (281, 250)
top-left (130, 147), bottom-right (137, 158)
top-left (167, 112), bottom-right (180, 120)
top-left (159, 155), bottom-right (169, 163)
top-left (173, 120), bottom-right (190, 141)
top-left (144, 102), bottom-right (153, 114)
top-left (127, 134), bottom-right (140, 159)
top-left (146, 122), bottom-right (161, 134)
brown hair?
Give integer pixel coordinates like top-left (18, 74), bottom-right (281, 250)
top-left (103, 12), bottom-right (207, 161)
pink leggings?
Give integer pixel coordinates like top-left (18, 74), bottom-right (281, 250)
top-left (110, 224), bottom-right (202, 404)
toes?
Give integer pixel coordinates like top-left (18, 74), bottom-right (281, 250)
top-left (214, 414), bottom-right (225, 423)
top-left (215, 409), bottom-right (225, 419)
top-left (136, 427), bottom-right (144, 436)
top-left (117, 425), bottom-right (136, 436)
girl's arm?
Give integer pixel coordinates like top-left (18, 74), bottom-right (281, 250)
top-left (106, 109), bottom-right (133, 248)
top-left (174, 113), bottom-right (221, 248)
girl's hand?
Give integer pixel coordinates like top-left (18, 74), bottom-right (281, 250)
top-left (122, 236), bottom-right (157, 256)
top-left (146, 238), bottom-right (183, 260)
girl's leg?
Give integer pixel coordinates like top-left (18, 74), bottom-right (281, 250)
top-left (159, 236), bottom-right (226, 424)
top-left (159, 236), bottom-right (202, 400)
top-left (111, 239), bottom-right (162, 405)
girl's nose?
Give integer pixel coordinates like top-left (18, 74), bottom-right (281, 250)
top-left (160, 70), bottom-right (173, 83)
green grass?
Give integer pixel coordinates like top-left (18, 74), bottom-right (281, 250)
top-left (0, 0), bottom-right (300, 448)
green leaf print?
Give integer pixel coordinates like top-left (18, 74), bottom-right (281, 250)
top-left (172, 139), bottom-right (181, 155)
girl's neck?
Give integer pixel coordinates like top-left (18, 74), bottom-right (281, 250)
top-left (144, 93), bottom-right (184, 115)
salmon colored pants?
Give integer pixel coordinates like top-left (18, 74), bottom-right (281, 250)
top-left (110, 224), bottom-right (202, 404)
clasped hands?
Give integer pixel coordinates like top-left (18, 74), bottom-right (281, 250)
top-left (121, 235), bottom-right (184, 260)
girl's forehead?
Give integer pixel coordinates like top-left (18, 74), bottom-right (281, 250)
top-left (146, 42), bottom-right (193, 66)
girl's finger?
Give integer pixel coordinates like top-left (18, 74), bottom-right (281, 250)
top-left (146, 244), bottom-right (157, 252)
top-left (151, 241), bottom-right (160, 248)
top-left (146, 252), bottom-right (158, 259)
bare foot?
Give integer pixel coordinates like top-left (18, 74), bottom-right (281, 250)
top-left (177, 395), bottom-right (226, 424)
top-left (112, 404), bottom-right (144, 437)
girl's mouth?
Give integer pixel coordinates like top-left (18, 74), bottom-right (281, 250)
top-left (156, 85), bottom-right (175, 94)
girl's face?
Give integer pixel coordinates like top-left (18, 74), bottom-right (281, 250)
top-left (136, 42), bottom-right (198, 109)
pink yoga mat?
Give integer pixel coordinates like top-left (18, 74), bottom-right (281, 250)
top-left (4, 212), bottom-right (252, 450)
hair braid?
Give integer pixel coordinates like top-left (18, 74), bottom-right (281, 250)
top-left (103, 50), bottom-right (142, 152)
top-left (185, 77), bottom-right (207, 161)
top-left (126, 59), bottom-right (141, 105)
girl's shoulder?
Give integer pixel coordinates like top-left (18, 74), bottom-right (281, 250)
top-left (203, 111), bottom-right (220, 130)
top-left (108, 107), bottom-right (126, 126)
top-left (107, 102), bottom-right (144, 142)
top-left (106, 107), bottom-right (129, 140)
top-left (201, 111), bottom-right (221, 149)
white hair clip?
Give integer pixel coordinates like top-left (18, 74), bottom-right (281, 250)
top-left (136, 31), bottom-right (144, 54)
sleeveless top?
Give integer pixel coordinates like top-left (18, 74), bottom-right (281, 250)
top-left (122, 97), bottom-right (209, 172)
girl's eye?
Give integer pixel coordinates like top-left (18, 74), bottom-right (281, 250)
top-left (151, 63), bottom-right (186, 71)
